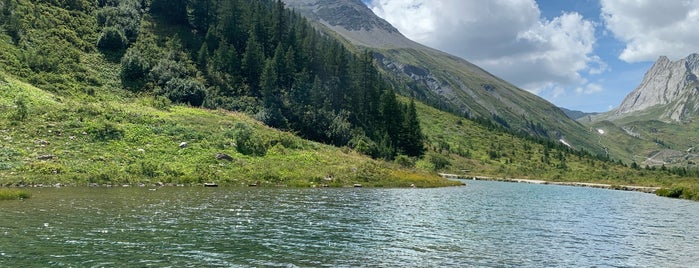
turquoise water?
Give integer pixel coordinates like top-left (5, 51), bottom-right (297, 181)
top-left (1, 180), bottom-right (698, 267)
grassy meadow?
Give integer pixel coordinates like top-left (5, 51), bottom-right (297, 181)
top-left (0, 74), bottom-right (459, 188)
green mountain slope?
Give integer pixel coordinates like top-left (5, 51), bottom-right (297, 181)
top-left (283, 0), bottom-right (602, 155)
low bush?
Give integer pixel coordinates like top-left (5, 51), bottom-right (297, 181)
top-left (0, 189), bottom-right (31, 200)
top-left (97, 26), bottom-right (128, 50)
top-left (656, 187), bottom-right (687, 198)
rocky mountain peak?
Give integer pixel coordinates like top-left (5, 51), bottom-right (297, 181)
top-left (686, 53), bottom-right (699, 73)
top-left (282, 0), bottom-right (415, 48)
top-left (611, 53), bottom-right (699, 122)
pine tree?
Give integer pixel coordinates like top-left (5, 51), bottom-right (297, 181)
top-left (197, 42), bottom-right (208, 68)
top-left (216, 0), bottom-right (247, 51)
top-left (151, 0), bottom-right (187, 24)
top-left (401, 99), bottom-right (425, 156)
top-left (380, 90), bottom-right (403, 156)
top-left (187, 0), bottom-right (216, 33)
top-left (260, 58), bottom-right (285, 128)
top-left (241, 32), bottom-right (264, 96)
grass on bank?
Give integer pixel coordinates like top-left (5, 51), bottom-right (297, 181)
top-left (0, 188), bottom-right (30, 200)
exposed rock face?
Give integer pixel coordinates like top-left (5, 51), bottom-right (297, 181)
top-left (283, 0), bottom-right (414, 48)
top-left (612, 53), bottom-right (699, 121)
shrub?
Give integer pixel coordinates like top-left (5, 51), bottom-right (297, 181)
top-left (395, 155), bottom-right (415, 168)
top-left (10, 95), bottom-right (28, 121)
top-left (350, 132), bottom-right (378, 157)
top-left (327, 111), bottom-right (352, 146)
top-left (97, 26), bottom-right (127, 50)
top-left (429, 153), bottom-right (451, 170)
top-left (656, 187), bottom-right (686, 198)
top-left (120, 48), bottom-right (151, 89)
top-left (85, 120), bottom-right (125, 141)
top-left (234, 122), bottom-right (267, 156)
top-left (163, 78), bottom-right (206, 106)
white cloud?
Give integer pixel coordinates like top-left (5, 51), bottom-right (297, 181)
top-left (575, 83), bottom-right (603, 95)
top-left (601, 0), bottom-right (699, 62)
top-left (368, 0), bottom-right (604, 97)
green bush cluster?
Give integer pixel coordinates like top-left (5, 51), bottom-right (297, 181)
top-left (656, 187), bottom-right (698, 200)
top-left (233, 122), bottom-right (268, 156)
top-left (95, 0), bottom-right (142, 50)
top-left (97, 26), bottom-right (127, 50)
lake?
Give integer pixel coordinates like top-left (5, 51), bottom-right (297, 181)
top-left (1, 180), bottom-right (698, 267)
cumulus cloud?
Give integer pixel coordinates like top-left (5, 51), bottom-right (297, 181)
top-left (368, 0), bottom-right (604, 97)
top-left (576, 83), bottom-right (603, 95)
top-left (601, 0), bottom-right (699, 62)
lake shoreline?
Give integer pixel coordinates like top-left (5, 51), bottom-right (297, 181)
top-left (440, 173), bottom-right (661, 194)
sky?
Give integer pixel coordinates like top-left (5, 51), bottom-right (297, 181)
top-left (364, 0), bottom-right (699, 112)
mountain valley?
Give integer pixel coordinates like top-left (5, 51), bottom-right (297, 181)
top-left (0, 0), bottom-right (698, 199)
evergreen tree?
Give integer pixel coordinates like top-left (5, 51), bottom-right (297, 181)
top-left (151, 0), bottom-right (187, 24)
top-left (187, 0), bottom-right (216, 33)
top-left (217, 0), bottom-right (246, 51)
top-left (401, 99), bottom-right (425, 156)
top-left (241, 32), bottom-right (264, 96)
top-left (380, 90), bottom-right (404, 157)
top-left (260, 58), bottom-right (285, 128)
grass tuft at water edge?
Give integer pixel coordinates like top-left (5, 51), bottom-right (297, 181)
top-left (0, 189), bottom-right (31, 200)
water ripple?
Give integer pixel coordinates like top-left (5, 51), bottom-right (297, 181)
top-left (1, 182), bottom-right (699, 266)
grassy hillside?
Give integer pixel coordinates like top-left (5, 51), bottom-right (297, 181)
top-left (0, 74), bottom-right (457, 187)
top-left (411, 96), bottom-right (699, 199)
top-left (584, 117), bottom-right (699, 167)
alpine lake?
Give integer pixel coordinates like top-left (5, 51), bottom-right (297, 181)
top-left (1, 180), bottom-right (698, 267)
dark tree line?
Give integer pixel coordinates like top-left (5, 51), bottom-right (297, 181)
top-left (113, 0), bottom-right (424, 158)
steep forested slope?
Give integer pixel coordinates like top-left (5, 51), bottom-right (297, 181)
top-left (2, 0), bottom-right (424, 160)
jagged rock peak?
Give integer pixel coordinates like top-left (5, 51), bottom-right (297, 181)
top-left (283, 0), bottom-right (398, 33)
top-left (612, 53), bottom-right (699, 121)
top-left (282, 0), bottom-right (415, 48)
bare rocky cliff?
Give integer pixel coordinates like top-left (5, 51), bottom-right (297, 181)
top-left (611, 54), bottom-right (699, 122)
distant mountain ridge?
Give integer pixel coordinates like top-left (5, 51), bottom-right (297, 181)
top-left (559, 107), bottom-right (598, 120)
top-left (283, 0), bottom-right (602, 154)
top-left (601, 53), bottom-right (699, 122)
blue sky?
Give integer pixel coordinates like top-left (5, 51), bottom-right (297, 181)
top-left (536, 0), bottom-right (651, 112)
top-left (366, 0), bottom-right (699, 112)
